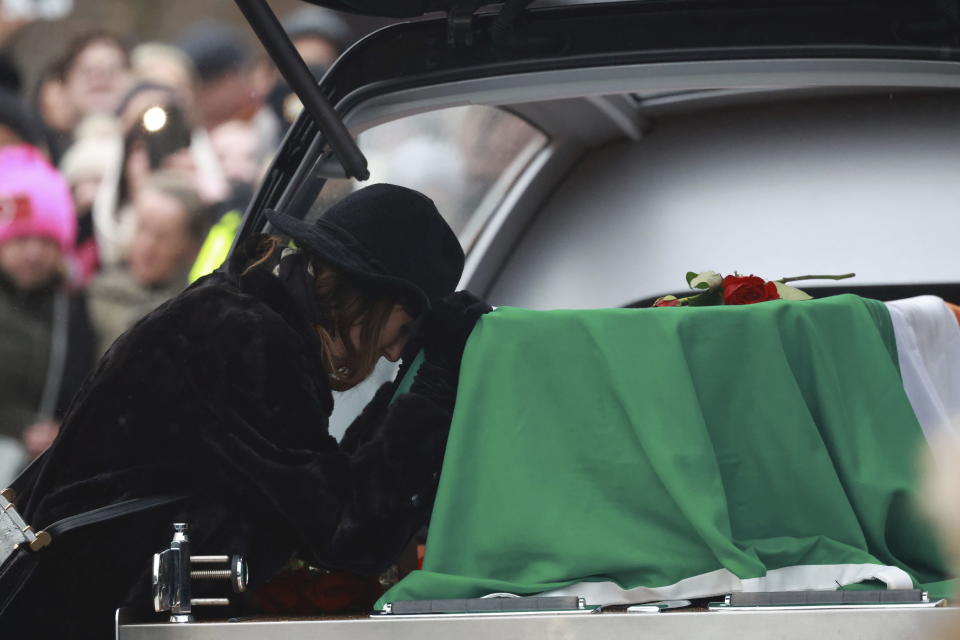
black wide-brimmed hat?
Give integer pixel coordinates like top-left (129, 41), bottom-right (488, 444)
top-left (266, 184), bottom-right (464, 316)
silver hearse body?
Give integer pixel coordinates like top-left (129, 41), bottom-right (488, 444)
top-left (119, 0), bottom-right (960, 636)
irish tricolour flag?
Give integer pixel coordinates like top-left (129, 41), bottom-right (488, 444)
top-left (378, 295), bottom-right (958, 608)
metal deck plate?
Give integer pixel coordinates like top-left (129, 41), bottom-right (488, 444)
top-left (118, 606), bottom-right (960, 640)
top-left (710, 600), bottom-right (946, 612)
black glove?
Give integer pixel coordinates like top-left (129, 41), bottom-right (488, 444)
top-left (408, 291), bottom-right (492, 412)
top-left (418, 290), bottom-right (493, 373)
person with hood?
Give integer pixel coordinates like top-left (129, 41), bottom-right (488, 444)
top-left (0, 145), bottom-right (94, 486)
top-left (2, 183), bottom-right (490, 637)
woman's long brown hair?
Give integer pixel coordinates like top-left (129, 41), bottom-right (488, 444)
top-left (248, 236), bottom-right (399, 391)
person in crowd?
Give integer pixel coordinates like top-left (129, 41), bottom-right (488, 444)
top-left (0, 87), bottom-right (42, 149)
top-left (58, 114), bottom-right (122, 284)
top-left (4, 183), bottom-right (490, 637)
top-left (31, 32), bottom-right (131, 165)
top-left (177, 23), bottom-right (261, 132)
top-left (188, 9), bottom-right (356, 283)
top-left (31, 61), bottom-right (76, 163)
top-left (93, 79), bottom-right (240, 281)
top-left (127, 45), bottom-right (231, 203)
top-left (259, 7), bottom-right (354, 145)
top-left (186, 118), bottom-right (268, 285)
top-left (171, 22), bottom-right (256, 215)
top-left (91, 83), bottom-right (195, 270)
top-left (130, 42), bottom-right (197, 117)
top-left (209, 118), bottom-right (262, 191)
top-left (0, 11), bottom-right (29, 94)
top-left (283, 6), bottom-right (352, 68)
top-left (0, 45), bottom-right (21, 95)
top-left (59, 31), bottom-right (132, 126)
top-left (0, 19), bottom-right (46, 153)
top-left (0, 144), bottom-right (94, 486)
top-left (176, 22), bottom-right (278, 196)
top-left (114, 80), bottom-right (183, 134)
top-left (87, 170), bottom-right (211, 356)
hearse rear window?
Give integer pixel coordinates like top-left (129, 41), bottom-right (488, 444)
top-left (312, 105), bottom-right (547, 251)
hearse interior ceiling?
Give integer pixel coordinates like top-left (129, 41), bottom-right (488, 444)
top-left (486, 91), bottom-right (960, 310)
top-left (509, 95), bottom-right (647, 146)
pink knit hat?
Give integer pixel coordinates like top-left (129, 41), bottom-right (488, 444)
top-left (0, 145), bottom-right (76, 252)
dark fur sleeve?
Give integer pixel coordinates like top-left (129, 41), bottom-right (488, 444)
top-left (313, 387), bottom-right (454, 574)
top-left (339, 381), bottom-right (397, 455)
top-left (318, 351), bottom-right (475, 573)
top-left (187, 286), bottom-right (459, 576)
top-left (338, 333), bottom-right (428, 455)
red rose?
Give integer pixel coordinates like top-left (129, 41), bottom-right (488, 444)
top-left (722, 275), bottom-right (780, 305)
top-left (253, 568), bottom-right (383, 614)
top-left (653, 296), bottom-right (681, 307)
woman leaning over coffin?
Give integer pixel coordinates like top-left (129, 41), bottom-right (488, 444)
top-left (4, 183), bottom-right (490, 636)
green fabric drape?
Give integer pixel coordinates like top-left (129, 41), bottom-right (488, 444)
top-left (379, 295), bottom-right (951, 607)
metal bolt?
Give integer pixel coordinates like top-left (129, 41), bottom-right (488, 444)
top-left (187, 554), bottom-right (248, 592)
top-left (191, 555), bottom-right (229, 563)
top-left (190, 598), bottom-right (230, 607)
top-left (191, 569), bottom-right (233, 580)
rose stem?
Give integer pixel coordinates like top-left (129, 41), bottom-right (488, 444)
top-left (777, 273), bottom-right (856, 284)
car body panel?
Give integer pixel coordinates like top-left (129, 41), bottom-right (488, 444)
top-left (117, 602), bottom-right (960, 638)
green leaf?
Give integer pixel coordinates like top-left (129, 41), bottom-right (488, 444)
top-left (774, 281), bottom-right (813, 301)
top-left (685, 271), bottom-right (698, 286)
top-left (689, 270), bottom-right (722, 291)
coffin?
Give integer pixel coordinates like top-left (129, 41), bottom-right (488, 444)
top-left (380, 295), bottom-right (957, 607)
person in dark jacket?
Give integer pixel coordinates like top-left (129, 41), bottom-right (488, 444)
top-left (0, 144), bottom-right (95, 486)
top-left (3, 183), bottom-right (490, 637)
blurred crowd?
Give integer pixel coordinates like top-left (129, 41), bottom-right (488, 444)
top-left (0, 6), bottom-right (355, 484)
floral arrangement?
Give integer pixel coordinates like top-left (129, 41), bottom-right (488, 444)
top-left (653, 271), bottom-right (855, 307)
top-left (252, 564), bottom-right (384, 614)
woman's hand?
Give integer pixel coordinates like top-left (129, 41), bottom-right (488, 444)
top-left (21, 419), bottom-right (59, 459)
top-left (418, 291), bottom-right (492, 372)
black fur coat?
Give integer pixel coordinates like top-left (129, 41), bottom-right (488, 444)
top-left (3, 244), bottom-right (466, 637)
